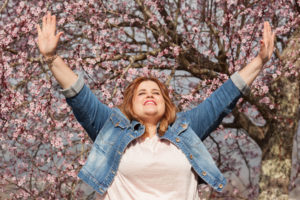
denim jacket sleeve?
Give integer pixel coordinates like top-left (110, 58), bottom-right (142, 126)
top-left (60, 73), bottom-right (112, 141)
top-left (185, 72), bottom-right (250, 140)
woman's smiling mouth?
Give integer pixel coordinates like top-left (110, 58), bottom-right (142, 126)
top-left (144, 100), bottom-right (157, 105)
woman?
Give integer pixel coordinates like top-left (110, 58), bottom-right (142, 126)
top-left (37, 12), bottom-right (275, 199)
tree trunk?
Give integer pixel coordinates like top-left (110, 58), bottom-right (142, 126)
top-left (258, 27), bottom-right (300, 199)
top-left (258, 78), bottom-right (299, 199)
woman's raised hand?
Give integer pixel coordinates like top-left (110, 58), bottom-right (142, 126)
top-left (258, 21), bottom-right (276, 64)
top-left (36, 12), bottom-right (63, 58)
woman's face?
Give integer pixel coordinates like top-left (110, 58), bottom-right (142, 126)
top-left (132, 80), bottom-right (165, 124)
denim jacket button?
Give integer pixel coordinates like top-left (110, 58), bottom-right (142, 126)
top-left (112, 170), bottom-right (115, 174)
top-left (218, 184), bottom-right (223, 189)
top-left (181, 124), bottom-right (188, 129)
top-left (175, 138), bottom-right (180, 142)
top-left (202, 171), bottom-right (207, 176)
top-left (189, 154), bottom-right (193, 159)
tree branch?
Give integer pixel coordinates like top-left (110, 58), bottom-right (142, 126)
top-left (0, 0), bottom-right (8, 14)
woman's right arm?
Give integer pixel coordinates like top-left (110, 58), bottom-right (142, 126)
top-left (36, 12), bottom-right (111, 141)
top-left (36, 12), bottom-right (78, 88)
top-left (63, 79), bottom-right (112, 142)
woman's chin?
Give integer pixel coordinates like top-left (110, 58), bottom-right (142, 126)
top-left (134, 108), bottom-right (164, 122)
top-left (144, 110), bottom-right (158, 116)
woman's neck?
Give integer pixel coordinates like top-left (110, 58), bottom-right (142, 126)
top-left (142, 123), bottom-right (157, 139)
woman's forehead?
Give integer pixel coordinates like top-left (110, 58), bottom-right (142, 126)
top-left (136, 80), bottom-right (160, 90)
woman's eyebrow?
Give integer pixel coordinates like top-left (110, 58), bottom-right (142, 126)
top-left (137, 89), bottom-right (160, 92)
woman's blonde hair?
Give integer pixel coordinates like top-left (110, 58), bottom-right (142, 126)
top-left (118, 77), bottom-right (177, 136)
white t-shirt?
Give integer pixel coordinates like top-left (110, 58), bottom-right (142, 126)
top-left (97, 134), bottom-right (200, 200)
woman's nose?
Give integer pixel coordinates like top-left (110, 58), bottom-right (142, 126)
top-left (146, 93), bottom-right (154, 98)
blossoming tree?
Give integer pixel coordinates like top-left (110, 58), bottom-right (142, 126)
top-left (1, 0), bottom-right (299, 199)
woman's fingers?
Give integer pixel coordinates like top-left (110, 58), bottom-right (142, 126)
top-left (46, 12), bottom-right (51, 24)
top-left (55, 32), bottom-right (64, 43)
top-left (266, 22), bottom-right (270, 45)
top-left (263, 22), bottom-right (267, 42)
top-left (51, 15), bottom-right (56, 34)
top-left (46, 12), bottom-right (52, 32)
top-left (266, 22), bottom-right (274, 49)
top-left (36, 12), bottom-right (60, 56)
top-left (262, 22), bottom-right (273, 48)
top-left (268, 22), bottom-right (273, 47)
top-left (262, 21), bottom-right (275, 59)
top-left (258, 21), bottom-right (275, 63)
top-left (40, 12), bottom-right (57, 35)
top-left (42, 15), bottom-right (47, 32)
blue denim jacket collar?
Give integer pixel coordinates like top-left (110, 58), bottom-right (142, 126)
top-left (110, 109), bottom-right (130, 129)
top-left (113, 108), bottom-right (166, 136)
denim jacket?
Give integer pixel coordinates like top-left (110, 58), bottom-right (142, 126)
top-left (61, 72), bottom-right (249, 195)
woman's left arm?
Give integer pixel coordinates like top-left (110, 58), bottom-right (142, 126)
top-left (238, 21), bottom-right (275, 86)
top-left (185, 22), bottom-right (275, 140)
